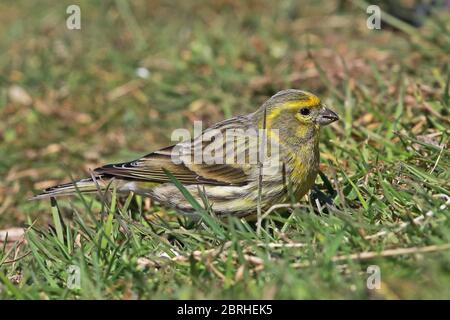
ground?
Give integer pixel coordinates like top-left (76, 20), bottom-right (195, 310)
top-left (0, 0), bottom-right (449, 299)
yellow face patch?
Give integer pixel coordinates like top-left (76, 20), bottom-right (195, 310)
top-left (285, 94), bottom-right (321, 109)
top-left (263, 93), bottom-right (321, 129)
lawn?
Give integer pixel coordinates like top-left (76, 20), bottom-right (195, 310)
top-left (0, 0), bottom-right (449, 299)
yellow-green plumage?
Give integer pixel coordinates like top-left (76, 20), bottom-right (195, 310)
top-left (33, 89), bottom-right (339, 218)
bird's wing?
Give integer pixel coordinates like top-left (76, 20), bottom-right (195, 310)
top-left (94, 116), bottom-right (256, 186)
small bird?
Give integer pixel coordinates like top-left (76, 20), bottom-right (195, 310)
top-left (33, 89), bottom-right (339, 218)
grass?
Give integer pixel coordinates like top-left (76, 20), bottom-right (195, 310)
top-left (0, 0), bottom-right (449, 299)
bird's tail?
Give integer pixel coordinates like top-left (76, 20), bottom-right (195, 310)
top-left (30, 177), bottom-right (107, 200)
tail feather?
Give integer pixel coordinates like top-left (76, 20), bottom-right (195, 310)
top-left (30, 178), bottom-right (103, 200)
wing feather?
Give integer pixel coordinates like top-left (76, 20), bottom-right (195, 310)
top-left (94, 115), bottom-right (256, 186)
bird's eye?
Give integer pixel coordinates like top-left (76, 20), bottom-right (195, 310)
top-left (299, 108), bottom-right (310, 116)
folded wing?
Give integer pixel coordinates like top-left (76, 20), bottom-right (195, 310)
top-left (94, 116), bottom-right (257, 186)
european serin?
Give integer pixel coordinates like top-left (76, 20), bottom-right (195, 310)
top-left (34, 89), bottom-right (339, 218)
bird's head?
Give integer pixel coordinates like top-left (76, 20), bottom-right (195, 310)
top-left (261, 89), bottom-right (339, 130)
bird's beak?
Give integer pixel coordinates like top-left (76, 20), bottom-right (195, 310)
top-left (317, 107), bottom-right (339, 126)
